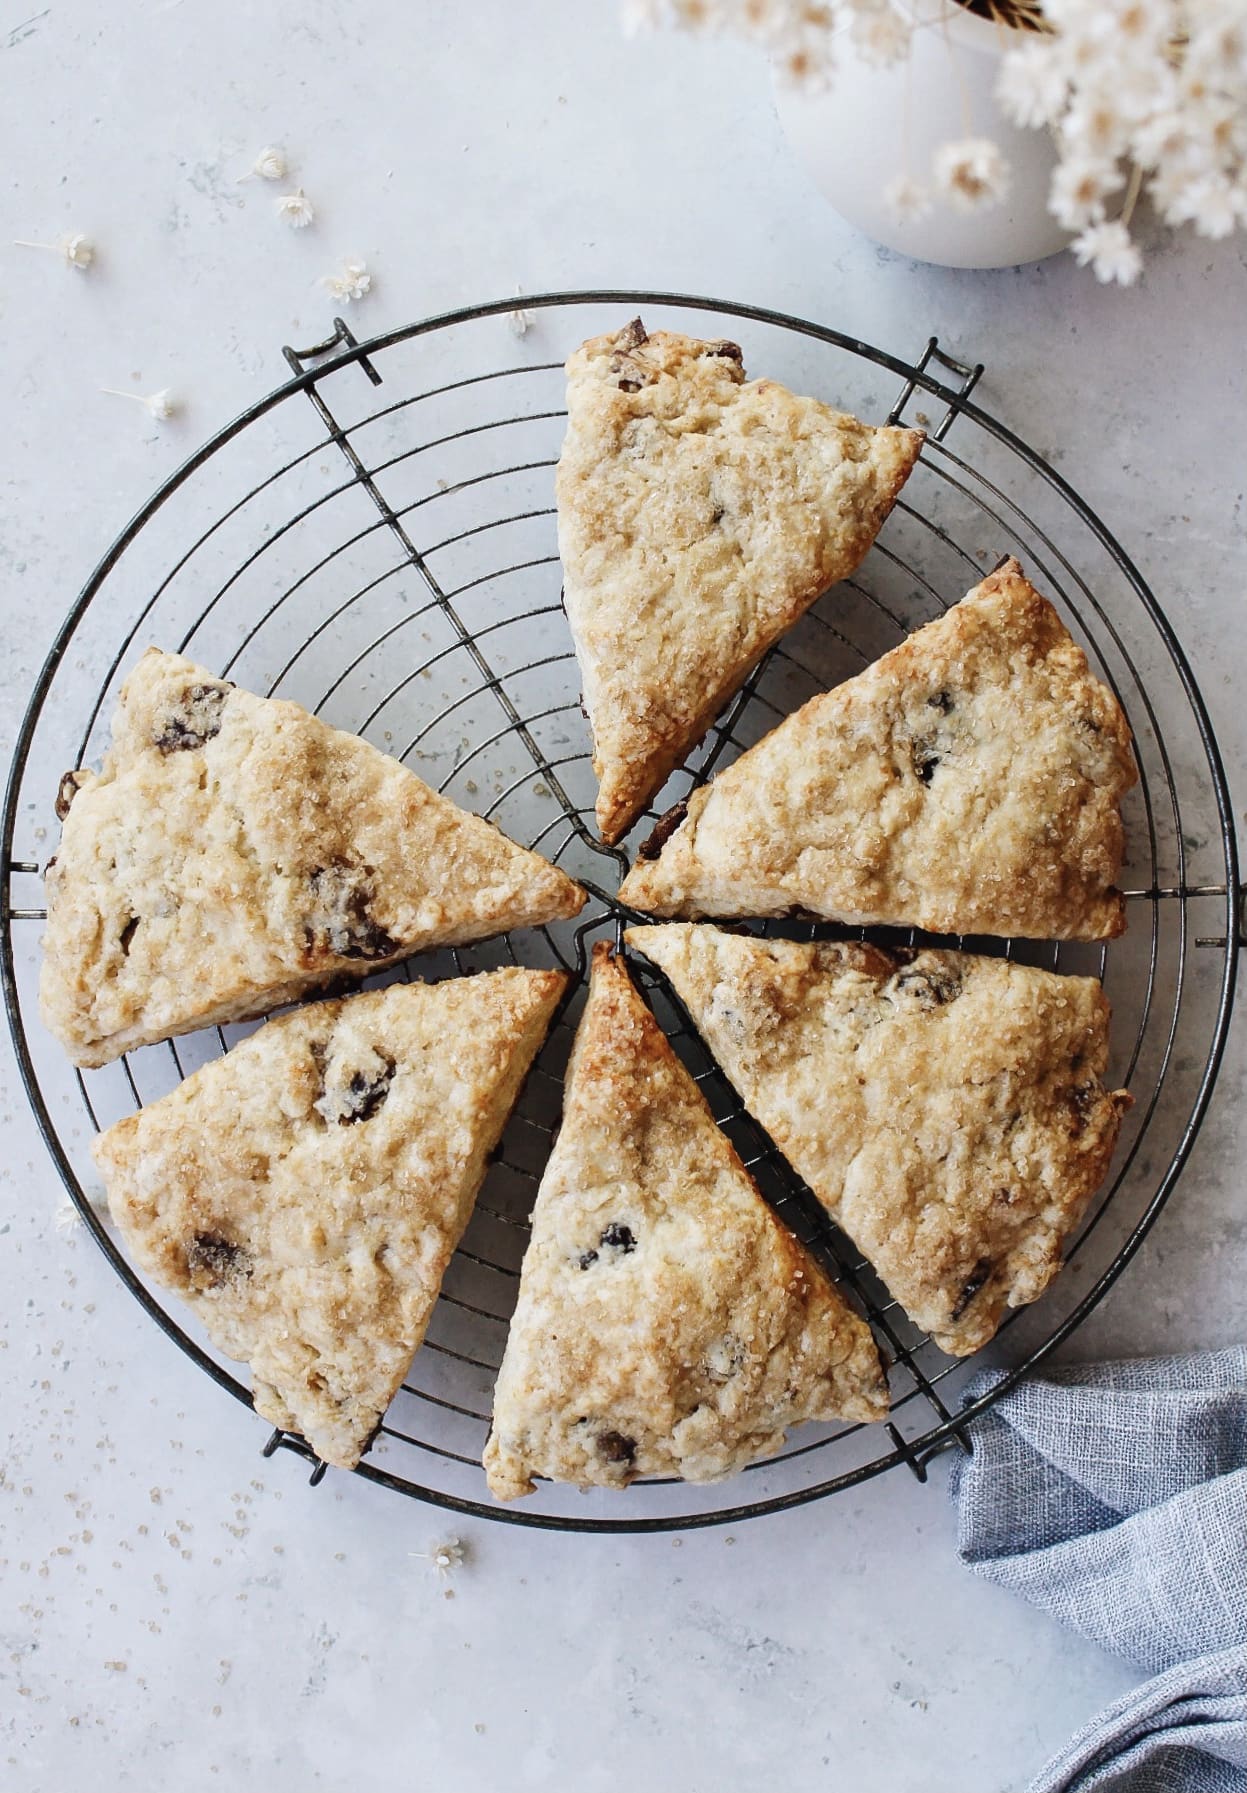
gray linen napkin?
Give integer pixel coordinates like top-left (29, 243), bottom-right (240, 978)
top-left (950, 1348), bottom-right (1247, 1793)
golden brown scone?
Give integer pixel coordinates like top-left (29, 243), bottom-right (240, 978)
top-left (620, 560), bottom-right (1137, 941)
top-left (483, 944), bottom-right (888, 1501)
top-left (557, 318), bottom-right (923, 845)
top-left (40, 649), bottom-right (585, 1066)
top-left (93, 969), bottom-right (566, 1468)
top-left (628, 925), bottom-right (1131, 1356)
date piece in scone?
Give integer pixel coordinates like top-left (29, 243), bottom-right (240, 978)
top-left (40, 649), bottom-right (585, 1066)
top-left (557, 318), bottom-right (923, 845)
top-left (93, 968), bottom-right (567, 1468)
top-left (620, 560), bottom-right (1137, 941)
top-left (483, 945), bottom-right (888, 1501)
top-left (628, 925), bottom-right (1131, 1357)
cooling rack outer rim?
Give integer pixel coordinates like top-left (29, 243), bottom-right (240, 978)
top-left (3, 289), bottom-right (1239, 1531)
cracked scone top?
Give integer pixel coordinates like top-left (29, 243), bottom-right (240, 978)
top-left (629, 925), bottom-right (1131, 1356)
top-left (40, 649), bottom-right (585, 1066)
top-left (483, 945), bottom-right (888, 1501)
top-left (620, 560), bottom-right (1138, 940)
top-left (557, 318), bottom-right (923, 844)
top-left (93, 969), bottom-right (567, 1469)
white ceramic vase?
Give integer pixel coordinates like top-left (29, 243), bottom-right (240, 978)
top-left (773, 0), bottom-right (1070, 269)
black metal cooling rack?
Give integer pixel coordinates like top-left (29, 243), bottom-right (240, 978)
top-left (2, 291), bottom-right (1241, 1532)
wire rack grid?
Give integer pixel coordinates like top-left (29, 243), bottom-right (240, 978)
top-left (2, 291), bottom-right (1240, 1532)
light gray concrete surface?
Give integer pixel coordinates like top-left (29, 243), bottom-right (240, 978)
top-left (1, 3), bottom-right (1244, 1789)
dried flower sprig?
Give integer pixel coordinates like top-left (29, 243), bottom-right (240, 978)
top-left (276, 188), bottom-right (315, 230)
top-left (625, 0), bottom-right (1247, 284)
top-left (55, 1185), bottom-right (109, 1232)
top-left (410, 1537), bottom-right (468, 1577)
top-left (54, 1196), bottom-right (83, 1235)
top-left (508, 285), bottom-right (535, 338)
top-left (884, 174), bottom-right (933, 223)
top-left (934, 137), bottom-right (1012, 212)
top-left (1071, 219), bottom-right (1145, 285)
top-left (14, 231), bottom-right (95, 270)
top-left (322, 259), bottom-right (372, 302)
top-left (998, 0), bottom-right (1247, 282)
top-left (239, 145), bottom-right (288, 183)
top-left (101, 387), bottom-right (179, 423)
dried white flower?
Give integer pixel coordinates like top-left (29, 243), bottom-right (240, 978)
top-left (1129, 107), bottom-right (1191, 170)
top-left (1071, 218), bottom-right (1143, 285)
top-left (101, 386), bottom-right (179, 422)
top-left (14, 231), bottom-right (96, 270)
top-left (851, 4), bottom-right (908, 68)
top-left (933, 137), bottom-right (1011, 213)
top-left (276, 188), bottom-right (315, 230)
top-left (692, 0), bottom-right (841, 89)
top-left (507, 286), bottom-right (534, 337)
top-left (1148, 158), bottom-right (1196, 223)
top-left (1167, 171), bottom-right (1243, 236)
top-left (241, 145), bottom-right (288, 182)
top-left (322, 258), bottom-right (372, 302)
top-left (1040, 0), bottom-right (1123, 55)
top-left (997, 42), bottom-right (1069, 131)
top-left (1061, 91), bottom-right (1132, 162)
top-left (883, 173), bottom-right (932, 224)
top-left (410, 1536), bottom-right (468, 1577)
top-left (773, 34), bottom-right (838, 91)
top-left (61, 232), bottom-right (95, 269)
top-left (620, 0), bottom-right (664, 31)
top-left (1188, 7), bottom-right (1247, 83)
top-left (54, 1196), bottom-right (83, 1235)
top-left (1048, 155), bottom-right (1121, 230)
top-left (1113, 60), bottom-right (1177, 129)
top-left (1115, 0), bottom-right (1172, 45)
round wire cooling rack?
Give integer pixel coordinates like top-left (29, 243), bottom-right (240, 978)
top-left (2, 291), bottom-right (1241, 1533)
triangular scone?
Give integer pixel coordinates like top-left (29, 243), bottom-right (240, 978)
top-left (40, 649), bottom-right (585, 1065)
top-left (620, 560), bottom-right (1138, 940)
top-left (558, 319), bottom-right (923, 845)
top-left (483, 945), bottom-right (888, 1501)
top-left (93, 968), bottom-right (566, 1468)
top-left (628, 926), bottom-right (1131, 1356)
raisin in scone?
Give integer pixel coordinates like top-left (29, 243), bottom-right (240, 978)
top-left (628, 925), bottom-right (1131, 1356)
top-left (41, 650), bottom-right (585, 1065)
top-left (558, 318), bottom-right (923, 845)
top-left (93, 968), bottom-right (566, 1468)
top-left (483, 945), bottom-right (888, 1501)
top-left (620, 560), bottom-right (1137, 940)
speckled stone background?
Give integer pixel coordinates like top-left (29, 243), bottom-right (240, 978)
top-left (2, 4), bottom-right (1244, 1789)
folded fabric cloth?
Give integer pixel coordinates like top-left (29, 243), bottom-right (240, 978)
top-left (1031, 1648), bottom-right (1246, 1793)
top-left (951, 1348), bottom-right (1247, 1793)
